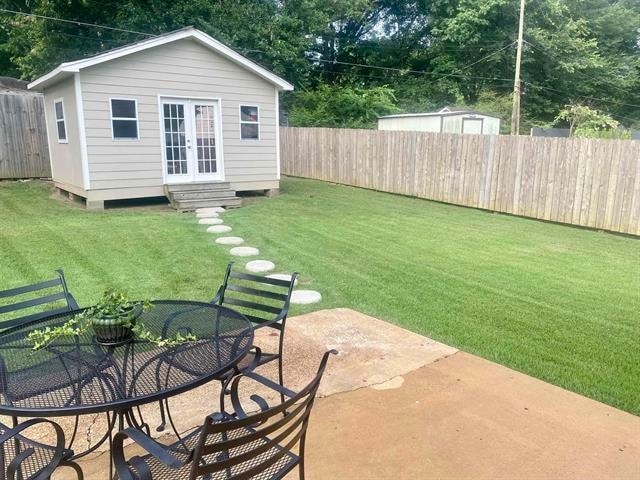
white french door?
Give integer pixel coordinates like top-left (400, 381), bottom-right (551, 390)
top-left (161, 98), bottom-right (223, 183)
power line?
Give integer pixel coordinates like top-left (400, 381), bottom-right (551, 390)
top-left (6, 8), bottom-right (633, 117)
top-left (0, 8), bottom-right (155, 37)
top-left (523, 39), bottom-right (635, 96)
top-left (528, 84), bottom-right (638, 125)
top-left (45, 29), bottom-right (127, 45)
top-left (322, 66), bottom-right (515, 90)
top-left (343, 42), bottom-right (515, 52)
top-left (524, 82), bottom-right (640, 109)
top-left (242, 47), bottom-right (515, 82)
top-left (294, 40), bottom-right (640, 113)
top-left (306, 58), bottom-right (514, 82)
top-left (438, 41), bottom-right (515, 80)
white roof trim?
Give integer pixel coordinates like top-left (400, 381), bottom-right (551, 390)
top-left (378, 111), bottom-right (500, 120)
top-left (28, 28), bottom-right (293, 91)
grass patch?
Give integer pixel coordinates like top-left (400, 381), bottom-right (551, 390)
top-left (0, 181), bottom-right (229, 304)
top-left (1, 178), bottom-right (638, 415)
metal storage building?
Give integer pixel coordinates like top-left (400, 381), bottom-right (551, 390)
top-left (378, 107), bottom-right (501, 135)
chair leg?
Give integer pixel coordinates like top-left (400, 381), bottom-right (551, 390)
top-left (278, 330), bottom-right (286, 405)
top-left (156, 400), bottom-right (167, 432)
top-left (277, 356), bottom-right (286, 405)
top-left (299, 459), bottom-right (305, 480)
top-left (299, 433), bottom-right (307, 480)
top-left (59, 460), bottom-right (84, 480)
top-left (219, 375), bottom-right (232, 413)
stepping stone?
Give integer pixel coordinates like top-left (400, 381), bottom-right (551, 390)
top-left (246, 260), bottom-right (275, 273)
top-left (207, 225), bottom-right (232, 233)
top-left (266, 274), bottom-right (298, 287)
top-left (198, 218), bottom-right (223, 225)
top-left (196, 212), bottom-right (219, 218)
top-left (290, 290), bottom-right (322, 305)
top-left (196, 207), bottom-right (225, 214)
top-left (230, 246), bottom-right (259, 257)
top-left (215, 236), bottom-right (244, 246)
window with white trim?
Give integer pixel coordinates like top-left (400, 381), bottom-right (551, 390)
top-left (54, 99), bottom-right (67, 143)
top-left (240, 105), bottom-right (259, 140)
top-left (110, 99), bottom-right (138, 139)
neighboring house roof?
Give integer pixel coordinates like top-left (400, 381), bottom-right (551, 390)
top-left (28, 27), bottom-right (294, 91)
top-left (0, 76), bottom-right (29, 91)
top-left (378, 107), bottom-right (500, 120)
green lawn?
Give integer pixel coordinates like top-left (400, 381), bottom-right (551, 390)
top-left (1, 178), bottom-right (638, 415)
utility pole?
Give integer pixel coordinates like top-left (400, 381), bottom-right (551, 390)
top-left (511, 0), bottom-right (525, 135)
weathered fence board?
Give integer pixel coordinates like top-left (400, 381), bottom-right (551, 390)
top-left (281, 127), bottom-right (640, 236)
top-left (0, 93), bottom-right (50, 179)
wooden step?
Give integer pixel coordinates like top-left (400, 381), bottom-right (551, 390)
top-left (164, 182), bottom-right (242, 211)
top-left (171, 196), bottom-right (242, 212)
top-left (170, 189), bottom-right (236, 201)
top-left (165, 182), bottom-right (231, 193)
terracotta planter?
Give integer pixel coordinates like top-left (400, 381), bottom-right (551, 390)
top-left (91, 303), bottom-right (143, 345)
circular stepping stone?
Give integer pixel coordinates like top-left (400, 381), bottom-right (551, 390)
top-left (196, 212), bottom-right (219, 218)
top-left (230, 246), bottom-right (259, 257)
top-left (290, 290), bottom-right (322, 305)
top-left (215, 236), bottom-right (244, 246)
top-left (207, 225), bottom-right (232, 234)
top-left (267, 274), bottom-right (298, 287)
top-left (196, 207), bottom-right (225, 214)
top-left (246, 260), bottom-right (275, 273)
top-left (198, 218), bottom-right (223, 225)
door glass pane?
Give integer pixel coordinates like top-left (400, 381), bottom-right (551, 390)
top-left (193, 105), bottom-right (217, 174)
top-left (163, 103), bottom-right (188, 175)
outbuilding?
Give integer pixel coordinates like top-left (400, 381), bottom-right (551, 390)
top-left (378, 107), bottom-right (501, 135)
top-left (28, 27), bottom-right (293, 210)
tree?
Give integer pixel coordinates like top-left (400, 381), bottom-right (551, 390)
top-left (288, 84), bottom-right (397, 128)
top-left (555, 104), bottom-right (619, 138)
top-left (1, 0), bottom-right (638, 129)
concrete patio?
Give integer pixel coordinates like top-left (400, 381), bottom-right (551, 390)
top-left (55, 308), bottom-right (639, 479)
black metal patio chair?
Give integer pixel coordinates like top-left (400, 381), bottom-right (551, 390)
top-left (0, 269), bottom-right (79, 329)
top-left (114, 350), bottom-right (336, 480)
top-left (0, 418), bottom-right (83, 479)
top-left (0, 270), bottom-right (88, 404)
top-left (155, 262), bottom-right (297, 431)
top-left (0, 270), bottom-right (94, 459)
top-left (213, 262), bottom-right (298, 401)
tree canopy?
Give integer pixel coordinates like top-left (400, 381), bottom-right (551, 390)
top-left (1, 0), bottom-right (638, 131)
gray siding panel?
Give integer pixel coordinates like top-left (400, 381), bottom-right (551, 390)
top-left (80, 39), bottom-right (278, 191)
top-left (43, 77), bottom-right (84, 189)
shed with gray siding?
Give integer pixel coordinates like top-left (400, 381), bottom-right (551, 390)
top-left (28, 27), bottom-right (293, 209)
top-left (378, 107), bottom-right (501, 135)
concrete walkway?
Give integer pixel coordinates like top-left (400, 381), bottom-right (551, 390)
top-left (56, 309), bottom-right (639, 479)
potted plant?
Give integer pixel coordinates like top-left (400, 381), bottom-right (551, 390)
top-left (78, 290), bottom-right (151, 345)
top-left (27, 290), bottom-right (196, 350)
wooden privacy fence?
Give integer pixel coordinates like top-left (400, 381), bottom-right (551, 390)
top-left (0, 92), bottom-right (50, 179)
top-left (280, 127), bottom-right (640, 236)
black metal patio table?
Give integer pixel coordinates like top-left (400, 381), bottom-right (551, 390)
top-left (0, 300), bottom-right (254, 462)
